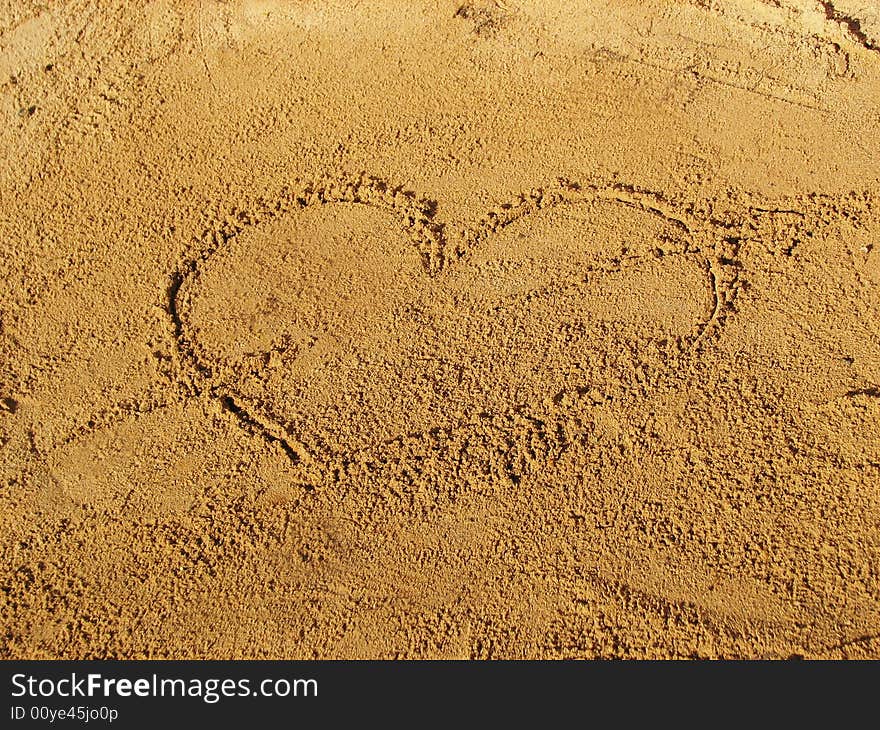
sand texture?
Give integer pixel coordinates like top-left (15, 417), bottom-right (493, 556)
top-left (1, 0), bottom-right (879, 659)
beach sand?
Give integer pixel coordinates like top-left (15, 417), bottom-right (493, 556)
top-left (1, 0), bottom-right (879, 658)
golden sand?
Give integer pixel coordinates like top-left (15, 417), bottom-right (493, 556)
top-left (1, 0), bottom-right (879, 658)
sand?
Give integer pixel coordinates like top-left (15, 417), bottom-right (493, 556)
top-left (1, 0), bottom-right (878, 659)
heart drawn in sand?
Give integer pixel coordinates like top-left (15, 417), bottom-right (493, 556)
top-left (171, 177), bottom-right (735, 466)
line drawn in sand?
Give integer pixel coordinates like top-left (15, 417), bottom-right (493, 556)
top-left (163, 174), bottom-right (742, 480)
top-left (47, 173), bottom-right (746, 484)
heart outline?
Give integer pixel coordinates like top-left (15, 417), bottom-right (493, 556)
top-left (169, 174), bottom-right (740, 474)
